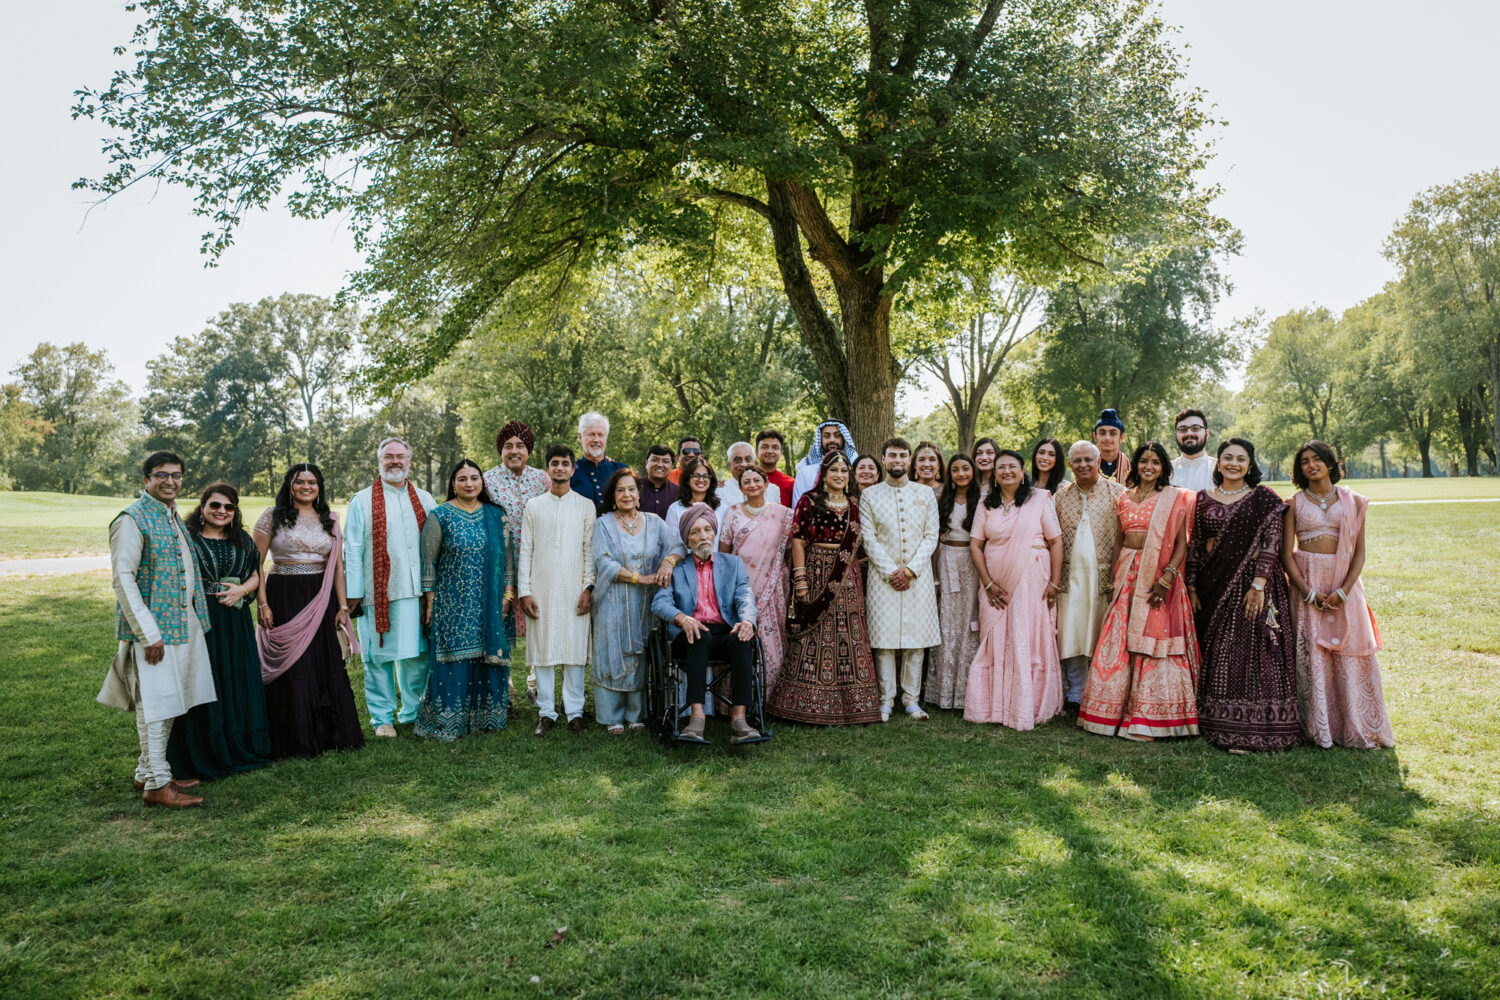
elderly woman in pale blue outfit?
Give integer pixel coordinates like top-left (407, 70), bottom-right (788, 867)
top-left (415, 460), bottom-right (511, 741)
top-left (591, 467), bottom-right (680, 733)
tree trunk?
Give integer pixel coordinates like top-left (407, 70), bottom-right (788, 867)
top-left (1378, 438), bottom-right (1389, 478)
top-left (839, 284), bottom-right (895, 453)
top-left (765, 179), bottom-right (851, 425)
top-left (1457, 390), bottom-right (1482, 476)
top-left (1418, 435), bottom-right (1434, 477)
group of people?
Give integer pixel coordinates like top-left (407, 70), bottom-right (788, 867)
top-left (101, 407), bottom-right (1393, 808)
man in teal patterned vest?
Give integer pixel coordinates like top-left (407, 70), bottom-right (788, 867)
top-left (97, 452), bottom-right (217, 808)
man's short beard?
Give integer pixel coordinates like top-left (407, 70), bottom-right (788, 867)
top-left (692, 542), bottom-right (715, 561)
top-left (381, 469), bottom-right (408, 486)
top-left (1178, 439), bottom-right (1206, 456)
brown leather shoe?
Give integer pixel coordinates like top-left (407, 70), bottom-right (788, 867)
top-left (142, 783), bottom-right (203, 808)
top-left (534, 717), bottom-right (556, 737)
top-left (568, 716), bottom-right (588, 734)
top-left (133, 777), bottom-right (200, 791)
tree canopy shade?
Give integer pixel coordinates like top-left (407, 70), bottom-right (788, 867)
top-left (77, 0), bottom-right (1227, 450)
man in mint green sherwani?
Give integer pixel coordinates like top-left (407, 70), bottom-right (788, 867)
top-left (98, 451), bottom-right (217, 808)
top-left (344, 437), bottom-right (436, 737)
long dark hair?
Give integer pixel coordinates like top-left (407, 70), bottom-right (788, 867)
top-left (1031, 438), bottom-right (1065, 494)
top-left (1290, 439), bottom-right (1337, 490)
top-left (972, 437), bottom-right (1000, 489)
top-left (273, 463), bottom-right (335, 536)
top-left (1217, 437), bottom-right (1266, 488)
top-left (679, 455), bottom-right (720, 510)
top-left (914, 441), bottom-right (946, 485)
top-left (939, 454), bottom-right (980, 533)
top-left (185, 482), bottom-right (254, 552)
top-left (446, 459), bottom-right (500, 505)
top-left (1125, 441), bottom-right (1173, 491)
top-left (808, 451), bottom-right (853, 514)
top-left (983, 449), bottom-right (1034, 509)
top-left (851, 453), bottom-right (882, 497)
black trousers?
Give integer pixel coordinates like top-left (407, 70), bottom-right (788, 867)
top-left (672, 623), bottom-right (754, 707)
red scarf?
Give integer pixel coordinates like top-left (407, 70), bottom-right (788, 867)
top-left (371, 478), bottom-right (427, 644)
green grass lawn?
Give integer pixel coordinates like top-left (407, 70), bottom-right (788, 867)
top-left (1, 505), bottom-right (1496, 998)
top-left (1, 478), bottom-right (1496, 559)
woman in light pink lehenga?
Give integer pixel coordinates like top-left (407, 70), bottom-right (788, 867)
top-left (964, 451), bottom-right (1064, 730)
top-left (1282, 441), bottom-right (1394, 749)
top-left (720, 466), bottom-right (794, 696)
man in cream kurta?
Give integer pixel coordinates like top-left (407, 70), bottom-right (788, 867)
top-left (98, 452), bottom-right (216, 807)
top-left (518, 446), bottom-right (597, 734)
top-left (860, 439), bottom-right (941, 721)
top-left (344, 439), bottom-right (437, 735)
top-left (1053, 441), bottom-right (1125, 707)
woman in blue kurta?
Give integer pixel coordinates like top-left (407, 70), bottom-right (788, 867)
top-left (592, 468), bottom-right (677, 733)
top-left (416, 460), bottom-right (511, 741)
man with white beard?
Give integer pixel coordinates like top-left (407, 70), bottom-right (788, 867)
top-left (652, 504), bottom-right (762, 744)
top-left (1169, 407), bottom-right (1216, 493)
top-left (570, 411), bottom-right (626, 514)
top-left (344, 437), bottom-right (437, 737)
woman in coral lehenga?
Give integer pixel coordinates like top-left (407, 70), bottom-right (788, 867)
top-left (1078, 442), bottom-right (1199, 741)
top-left (1282, 440), bottom-right (1393, 749)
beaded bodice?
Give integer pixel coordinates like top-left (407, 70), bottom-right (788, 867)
top-left (1294, 491), bottom-right (1342, 543)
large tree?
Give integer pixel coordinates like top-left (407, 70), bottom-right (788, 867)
top-left (11, 344), bottom-right (139, 494)
top-left (77, 0), bottom-right (1225, 450)
top-left (1386, 168), bottom-right (1500, 474)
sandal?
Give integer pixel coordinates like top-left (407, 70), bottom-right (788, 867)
top-left (606, 725), bottom-right (625, 736)
top-left (627, 722), bottom-right (646, 732)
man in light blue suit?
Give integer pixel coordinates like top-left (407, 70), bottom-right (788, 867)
top-left (652, 503), bottom-right (761, 744)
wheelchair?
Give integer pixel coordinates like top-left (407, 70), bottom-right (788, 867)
top-left (643, 622), bottom-right (773, 746)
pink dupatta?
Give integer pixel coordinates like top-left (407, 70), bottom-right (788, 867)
top-left (1315, 486), bottom-right (1381, 656)
top-left (1124, 486), bottom-right (1196, 659)
top-left (257, 514), bottom-right (356, 682)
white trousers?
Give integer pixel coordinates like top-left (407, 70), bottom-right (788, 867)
top-left (535, 664), bottom-right (586, 722)
top-left (876, 648), bottom-right (925, 708)
top-left (134, 705), bottom-right (175, 790)
top-left (1062, 655), bottom-right (1090, 704)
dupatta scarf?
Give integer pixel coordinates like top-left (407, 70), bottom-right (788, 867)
top-left (1190, 486), bottom-right (1285, 634)
top-left (258, 514), bottom-right (355, 682)
top-left (982, 490), bottom-right (1053, 597)
top-left (1314, 486), bottom-right (1381, 656)
top-left (1122, 486), bottom-right (1197, 660)
top-left (788, 499), bottom-right (861, 629)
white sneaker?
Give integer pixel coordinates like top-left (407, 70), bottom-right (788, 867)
top-left (880, 704), bottom-right (892, 723)
top-left (905, 704), bottom-right (929, 721)
top-left (375, 723), bottom-right (397, 738)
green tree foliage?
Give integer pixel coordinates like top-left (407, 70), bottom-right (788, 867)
top-left (9, 344), bottom-right (139, 494)
top-left (0, 385), bottom-right (51, 490)
top-left (1340, 288), bottom-right (1442, 477)
top-left (456, 275), bottom-right (821, 471)
top-left (1030, 246), bottom-right (1239, 444)
top-left (76, 0), bottom-right (1228, 452)
top-left (1386, 169), bottom-right (1500, 475)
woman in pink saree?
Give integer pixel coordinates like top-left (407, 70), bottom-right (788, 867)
top-left (1078, 442), bottom-right (1199, 741)
top-left (965, 450), bottom-right (1064, 729)
top-left (1282, 440), bottom-right (1393, 749)
top-left (720, 465), bottom-right (794, 694)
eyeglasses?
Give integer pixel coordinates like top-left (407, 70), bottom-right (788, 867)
top-left (689, 473), bottom-right (712, 482)
top-left (205, 501), bottom-right (237, 512)
top-left (1176, 423), bottom-right (1206, 432)
top-left (149, 472), bottom-right (184, 482)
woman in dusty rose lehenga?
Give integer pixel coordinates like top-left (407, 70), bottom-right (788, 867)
top-left (925, 453), bottom-right (980, 710)
top-left (1282, 439), bottom-right (1393, 749)
top-left (719, 465), bottom-right (794, 697)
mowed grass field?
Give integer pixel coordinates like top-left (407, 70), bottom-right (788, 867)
top-left (0, 494), bottom-right (1498, 998)
top-left (0, 477), bottom-right (1495, 558)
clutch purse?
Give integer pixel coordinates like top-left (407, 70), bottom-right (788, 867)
top-left (216, 575), bottom-right (248, 609)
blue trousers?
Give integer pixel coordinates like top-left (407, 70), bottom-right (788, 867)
top-left (364, 655), bottom-right (430, 726)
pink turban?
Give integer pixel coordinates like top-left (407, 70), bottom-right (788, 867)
top-left (678, 502), bottom-right (718, 548)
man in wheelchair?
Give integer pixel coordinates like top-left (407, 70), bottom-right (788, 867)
top-left (651, 504), bottom-right (762, 744)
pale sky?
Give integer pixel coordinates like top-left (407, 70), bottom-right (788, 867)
top-left (5, 2), bottom-right (1498, 413)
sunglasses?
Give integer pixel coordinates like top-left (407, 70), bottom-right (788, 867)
top-left (205, 501), bottom-right (237, 512)
top-left (680, 448), bottom-right (702, 456)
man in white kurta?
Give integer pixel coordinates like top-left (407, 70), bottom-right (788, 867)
top-left (1053, 442), bottom-right (1125, 707)
top-left (344, 439), bottom-right (437, 736)
top-left (518, 446), bottom-right (597, 734)
top-left (1170, 407), bottom-right (1217, 493)
top-left (97, 453), bottom-right (216, 807)
top-left (860, 439), bottom-right (941, 721)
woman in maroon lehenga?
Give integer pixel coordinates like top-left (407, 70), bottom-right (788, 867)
top-left (1185, 438), bottom-right (1302, 752)
top-left (768, 451), bottom-right (883, 725)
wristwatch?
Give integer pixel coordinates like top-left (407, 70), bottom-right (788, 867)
top-left (1250, 580), bottom-right (1265, 592)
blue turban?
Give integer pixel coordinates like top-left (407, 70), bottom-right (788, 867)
top-left (1094, 409), bottom-right (1125, 432)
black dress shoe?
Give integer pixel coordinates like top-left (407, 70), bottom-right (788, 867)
top-left (568, 716), bottom-right (588, 734)
top-left (534, 717), bottom-right (556, 737)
